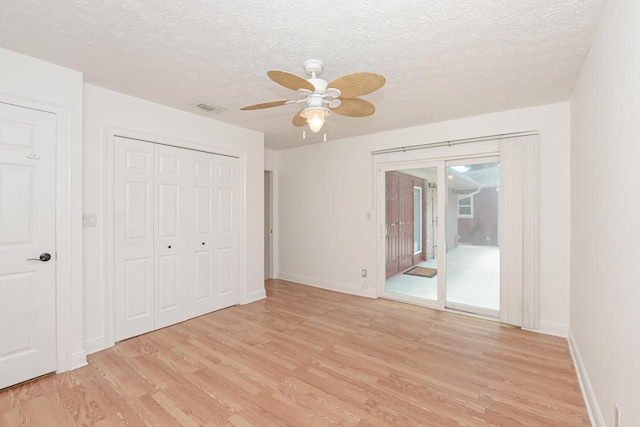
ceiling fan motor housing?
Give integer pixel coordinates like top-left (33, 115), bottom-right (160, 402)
top-left (303, 59), bottom-right (324, 76)
top-left (306, 93), bottom-right (326, 108)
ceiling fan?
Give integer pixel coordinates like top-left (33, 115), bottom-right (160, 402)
top-left (241, 59), bottom-right (385, 134)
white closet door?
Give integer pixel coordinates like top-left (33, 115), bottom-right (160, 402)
top-left (189, 153), bottom-right (239, 317)
top-left (154, 144), bottom-right (189, 329)
top-left (189, 152), bottom-right (216, 317)
top-left (211, 155), bottom-right (239, 311)
top-left (115, 138), bottom-right (239, 340)
top-left (114, 137), bottom-right (155, 341)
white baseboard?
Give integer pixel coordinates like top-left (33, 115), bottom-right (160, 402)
top-left (525, 320), bottom-right (568, 337)
top-left (84, 336), bottom-right (108, 356)
top-left (277, 272), bottom-right (377, 298)
top-left (71, 350), bottom-right (88, 370)
top-left (244, 288), bottom-right (267, 304)
top-left (568, 328), bottom-right (604, 427)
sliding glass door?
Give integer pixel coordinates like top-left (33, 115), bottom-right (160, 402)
top-left (384, 166), bottom-right (438, 303)
top-left (382, 156), bottom-right (500, 319)
top-left (444, 158), bottom-right (500, 318)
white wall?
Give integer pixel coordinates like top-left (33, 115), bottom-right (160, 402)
top-left (570, 0), bottom-right (640, 425)
top-left (83, 84), bottom-right (265, 354)
top-left (265, 148), bottom-right (278, 171)
top-left (275, 102), bottom-right (571, 333)
top-left (0, 47), bottom-right (85, 371)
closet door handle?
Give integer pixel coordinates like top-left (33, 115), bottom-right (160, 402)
top-left (201, 242), bottom-right (205, 245)
top-left (168, 245), bottom-right (172, 249)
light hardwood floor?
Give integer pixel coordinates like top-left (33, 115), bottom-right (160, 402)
top-left (1, 279), bottom-right (589, 426)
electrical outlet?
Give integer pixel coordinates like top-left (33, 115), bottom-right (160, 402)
top-left (361, 269), bottom-right (367, 278)
top-left (615, 404), bottom-right (620, 427)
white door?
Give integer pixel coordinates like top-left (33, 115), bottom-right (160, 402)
top-left (154, 144), bottom-right (188, 328)
top-left (114, 137), bottom-right (155, 341)
top-left (189, 152), bottom-right (216, 318)
top-left (114, 137), bottom-right (239, 340)
top-left (189, 152), bottom-right (239, 317)
top-left (211, 155), bottom-right (239, 311)
top-left (0, 102), bottom-right (56, 389)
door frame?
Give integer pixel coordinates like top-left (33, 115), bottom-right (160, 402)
top-left (0, 93), bottom-right (77, 373)
top-left (264, 170), bottom-right (273, 279)
top-left (103, 126), bottom-right (247, 348)
top-left (374, 139), bottom-right (501, 311)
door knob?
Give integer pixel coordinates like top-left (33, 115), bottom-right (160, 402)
top-left (27, 253), bottom-right (51, 262)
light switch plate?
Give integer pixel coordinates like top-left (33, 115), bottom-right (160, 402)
top-left (83, 213), bottom-right (97, 228)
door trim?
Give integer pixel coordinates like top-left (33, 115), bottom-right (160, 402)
top-left (0, 93), bottom-right (79, 373)
top-left (103, 126), bottom-right (246, 348)
top-left (264, 170), bottom-right (273, 280)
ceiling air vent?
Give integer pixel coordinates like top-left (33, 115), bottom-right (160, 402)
top-left (192, 102), bottom-right (226, 113)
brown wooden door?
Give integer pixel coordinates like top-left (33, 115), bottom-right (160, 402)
top-left (385, 173), bottom-right (399, 279)
top-left (398, 175), bottom-right (414, 272)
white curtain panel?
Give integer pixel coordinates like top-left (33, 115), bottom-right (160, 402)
top-left (499, 134), bottom-right (540, 329)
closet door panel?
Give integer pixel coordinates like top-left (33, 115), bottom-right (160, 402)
top-left (154, 145), bottom-right (189, 329)
top-left (194, 249), bottom-right (211, 301)
top-left (122, 258), bottom-right (151, 320)
top-left (193, 181), bottom-right (213, 304)
top-left (114, 138), bottom-right (155, 341)
top-left (212, 156), bottom-right (239, 310)
top-left (157, 254), bottom-right (179, 310)
top-left (158, 184), bottom-right (179, 237)
top-left (217, 247), bottom-right (233, 295)
top-left (188, 154), bottom-right (216, 317)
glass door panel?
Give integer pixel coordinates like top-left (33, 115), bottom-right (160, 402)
top-left (384, 167), bottom-right (438, 303)
top-left (444, 160), bottom-right (500, 317)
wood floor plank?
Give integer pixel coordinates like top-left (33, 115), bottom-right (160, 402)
top-left (0, 279), bottom-right (590, 426)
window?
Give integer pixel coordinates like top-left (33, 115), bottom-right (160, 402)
top-left (458, 196), bottom-right (473, 218)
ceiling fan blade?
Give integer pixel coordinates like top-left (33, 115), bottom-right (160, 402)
top-left (268, 70), bottom-right (315, 92)
top-left (331, 98), bottom-right (375, 117)
top-left (240, 100), bottom-right (289, 110)
top-left (292, 109), bottom-right (306, 127)
top-left (328, 72), bottom-right (386, 99)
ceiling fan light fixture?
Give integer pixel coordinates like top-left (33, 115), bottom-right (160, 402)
top-left (301, 107), bottom-right (331, 133)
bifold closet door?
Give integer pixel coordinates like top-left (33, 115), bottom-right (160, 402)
top-left (153, 144), bottom-right (189, 329)
top-left (114, 140), bottom-right (190, 340)
top-left (114, 137), bottom-right (239, 341)
top-left (189, 153), bottom-right (239, 318)
top-left (114, 137), bottom-right (155, 340)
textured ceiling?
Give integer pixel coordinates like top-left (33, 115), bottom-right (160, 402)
top-left (0, 0), bottom-right (606, 150)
